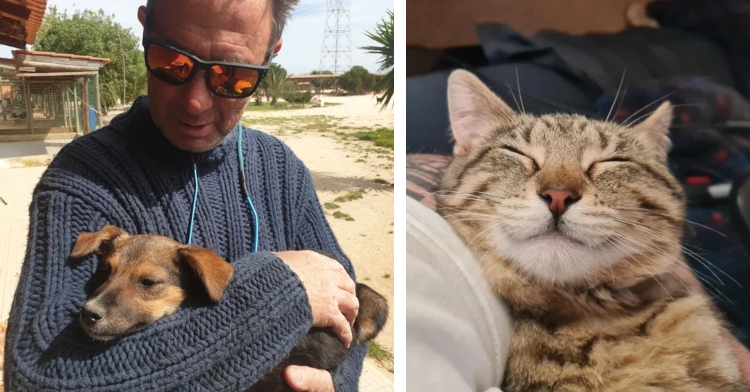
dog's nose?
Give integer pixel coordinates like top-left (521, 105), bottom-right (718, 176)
top-left (81, 304), bottom-right (105, 327)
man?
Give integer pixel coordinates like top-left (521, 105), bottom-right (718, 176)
top-left (3, 1), bottom-right (362, 391)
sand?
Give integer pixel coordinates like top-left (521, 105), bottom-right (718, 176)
top-left (244, 94), bottom-right (395, 374)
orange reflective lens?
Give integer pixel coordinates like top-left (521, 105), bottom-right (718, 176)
top-left (210, 65), bottom-right (260, 97)
top-left (147, 44), bottom-right (194, 83)
top-left (144, 38), bottom-right (266, 99)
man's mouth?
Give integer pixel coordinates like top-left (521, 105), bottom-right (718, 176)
top-left (177, 118), bottom-right (212, 130)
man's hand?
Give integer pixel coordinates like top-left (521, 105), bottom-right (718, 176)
top-left (284, 366), bottom-right (335, 392)
top-left (272, 250), bottom-right (359, 347)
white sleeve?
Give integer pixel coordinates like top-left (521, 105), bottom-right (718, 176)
top-left (406, 197), bottom-right (513, 392)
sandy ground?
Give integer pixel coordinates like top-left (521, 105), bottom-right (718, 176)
top-left (243, 94), bottom-right (395, 372)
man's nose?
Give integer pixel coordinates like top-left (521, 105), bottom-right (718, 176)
top-left (180, 70), bottom-right (214, 115)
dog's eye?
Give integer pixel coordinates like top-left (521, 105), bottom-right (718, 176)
top-left (139, 278), bottom-right (158, 288)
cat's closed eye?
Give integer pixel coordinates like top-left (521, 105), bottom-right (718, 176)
top-left (500, 145), bottom-right (539, 172)
top-left (586, 157), bottom-right (631, 176)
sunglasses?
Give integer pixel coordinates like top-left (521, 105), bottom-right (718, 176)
top-left (142, 37), bottom-right (271, 99)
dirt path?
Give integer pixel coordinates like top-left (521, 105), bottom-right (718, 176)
top-left (243, 94), bottom-right (395, 375)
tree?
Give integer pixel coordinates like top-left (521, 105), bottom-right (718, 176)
top-left (338, 66), bottom-right (376, 95)
top-left (362, 10), bottom-right (394, 109)
top-left (259, 63), bottom-right (288, 105)
top-left (33, 7), bottom-right (147, 112)
top-left (310, 70), bottom-right (334, 94)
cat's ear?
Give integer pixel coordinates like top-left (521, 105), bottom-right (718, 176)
top-left (447, 70), bottom-right (517, 156)
top-left (631, 101), bottom-right (672, 162)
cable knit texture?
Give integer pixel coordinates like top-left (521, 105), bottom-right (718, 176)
top-left (3, 96), bottom-right (365, 391)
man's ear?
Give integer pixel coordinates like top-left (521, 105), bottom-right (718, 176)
top-left (179, 245), bottom-right (234, 302)
top-left (273, 39), bottom-right (283, 55)
top-left (70, 225), bottom-right (127, 258)
top-left (137, 5), bottom-right (146, 28)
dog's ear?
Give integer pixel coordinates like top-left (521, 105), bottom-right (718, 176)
top-left (179, 245), bottom-right (234, 302)
top-left (70, 225), bottom-right (127, 258)
top-left (351, 283), bottom-right (389, 346)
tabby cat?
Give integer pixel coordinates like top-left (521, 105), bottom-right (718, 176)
top-left (437, 69), bottom-right (747, 391)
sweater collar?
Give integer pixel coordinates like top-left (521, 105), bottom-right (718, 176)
top-left (113, 95), bottom-right (237, 166)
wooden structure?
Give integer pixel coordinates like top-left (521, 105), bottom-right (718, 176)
top-left (0, 50), bottom-right (110, 141)
top-left (0, 0), bottom-right (47, 49)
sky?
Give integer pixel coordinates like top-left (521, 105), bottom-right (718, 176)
top-left (0, 0), bottom-right (392, 75)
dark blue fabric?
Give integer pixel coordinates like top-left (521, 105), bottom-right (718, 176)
top-left (3, 96), bottom-right (365, 391)
top-left (406, 25), bottom-right (602, 155)
top-left (647, 0), bottom-right (750, 98)
top-left (597, 79), bottom-right (750, 345)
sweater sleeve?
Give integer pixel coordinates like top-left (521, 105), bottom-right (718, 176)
top-left (4, 186), bottom-right (313, 391)
top-left (291, 162), bottom-right (367, 392)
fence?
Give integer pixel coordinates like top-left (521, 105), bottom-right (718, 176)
top-left (0, 74), bottom-right (101, 137)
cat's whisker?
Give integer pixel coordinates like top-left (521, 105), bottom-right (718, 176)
top-left (515, 65), bottom-right (526, 114)
top-left (606, 67), bottom-right (628, 123)
top-left (466, 224), bottom-right (499, 252)
top-left (440, 211), bottom-right (503, 219)
top-left (432, 190), bottom-right (508, 204)
top-left (506, 83), bottom-right (522, 113)
top-left (616, 208), bottom-right (727, 237)
top-left (622, 103), bottom-right (707, 128)
top-left (611, 216), bottom-right (724, 275)
top-left (607, 234), bottom-right (675, 301)
top-left (620, 89), bottom-right (675, 127)
top-left (613, 215), bottom-right (720, 250)
top-left (623, 236), bottom-right (738, 305)
top-left (612, 217), bottom-right (741, 288)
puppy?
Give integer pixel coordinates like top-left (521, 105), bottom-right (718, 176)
top-left (69, 225), bottom-right (388, 392)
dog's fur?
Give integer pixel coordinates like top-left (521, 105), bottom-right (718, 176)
top-left (69, 225), bottom-right (388, 392)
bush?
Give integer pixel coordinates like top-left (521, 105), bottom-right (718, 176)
top-left (281, 90), bottom-right (313, 105)
top-left (338, 66), bottom-right (376, 94)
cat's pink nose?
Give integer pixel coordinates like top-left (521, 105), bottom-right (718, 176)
top-left (540, 188), bottom-right (580, 218)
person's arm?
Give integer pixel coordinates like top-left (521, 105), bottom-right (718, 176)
top-left (4, 183), bottom-right (312, 391)
top-left (289, 161), bottom-right (367, 391)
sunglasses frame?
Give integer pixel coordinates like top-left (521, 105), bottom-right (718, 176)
top-left (142, 36), bottom-right (272, 99)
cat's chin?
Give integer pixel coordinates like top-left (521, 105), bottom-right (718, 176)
top-left (493, 230), bottom-right (632, 285)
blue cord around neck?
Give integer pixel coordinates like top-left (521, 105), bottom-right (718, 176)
top-left (187, 159), bottom-right (199, 245)
top-left (186, 125), bottom-right (259, 253)
top-left (238, 125), bottom-right (260, 253)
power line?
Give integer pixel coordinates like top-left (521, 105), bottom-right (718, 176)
top-left (318, 0), bottom-right (352, 75)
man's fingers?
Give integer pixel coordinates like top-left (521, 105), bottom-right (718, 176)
top-left (285, 365), bottom-right (334, 392)
top-left (336, 271), bottom-right (356, 295)
top-left (338, 291), bottom-right (359, 327)
top-left (329, 312), bottom-right (353, 347)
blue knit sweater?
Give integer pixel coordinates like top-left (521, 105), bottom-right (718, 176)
top-left (3, 96), bottom-right (365, 391)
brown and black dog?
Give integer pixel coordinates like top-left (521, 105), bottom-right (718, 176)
top-left (69, 225), bottom-right (388, 392)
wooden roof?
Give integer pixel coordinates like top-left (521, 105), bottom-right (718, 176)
top-left (0, 0), bottom-right (48, 49)
top-left (13, 50), bottom-right (111, 65)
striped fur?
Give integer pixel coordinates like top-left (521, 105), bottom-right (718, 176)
top-left (438, 70), bottom-right (747, 391)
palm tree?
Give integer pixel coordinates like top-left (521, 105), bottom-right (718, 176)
top-left (260, 64), bottom-right (288, 105)
top-left (361, 10), bottom-right (393, 110)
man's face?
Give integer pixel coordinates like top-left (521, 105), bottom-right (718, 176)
top-left (138, 0), bottom-right (274, 153)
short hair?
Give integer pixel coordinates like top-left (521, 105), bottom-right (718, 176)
top-left (144, 0), bottom-right (299, 54)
